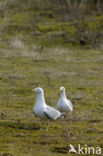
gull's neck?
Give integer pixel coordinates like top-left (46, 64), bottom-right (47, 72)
top-left (36, 92), bottom-right (45, 106)
top-left (60, 91), bottom-right (66, 99)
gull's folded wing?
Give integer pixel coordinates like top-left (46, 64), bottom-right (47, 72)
top-left (44, 105), bottom-right (61, 120)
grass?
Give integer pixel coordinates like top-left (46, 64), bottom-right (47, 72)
top-left (0, 0), bottom-right (103, 48)
top-left (0, 1), bottom-right (103, 155)
top-left (0, 46), bottom-right (103, 155)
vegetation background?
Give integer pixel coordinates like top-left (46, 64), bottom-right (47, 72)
top-left (0, 0), bottom-right (103, 155)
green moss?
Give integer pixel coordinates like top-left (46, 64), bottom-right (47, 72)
top-left (0, 0), bottom-right (5, 2)
top-left (88, 15), bottom-right (103, 31)
top-left (38, 22), bottom-right (77, 36)
top-left (38, 22), bottom-right (62, 33)
top-left (0, 122), bottom-right (39, 130)
top-left (11, 13), bottom-right (29, 25)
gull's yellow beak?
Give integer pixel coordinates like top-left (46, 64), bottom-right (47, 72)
top-left (58, 88), bottom-right (62, 93)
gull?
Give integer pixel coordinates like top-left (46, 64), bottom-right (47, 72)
top-left (32, 87), bottom-right (61, 131)
top-left (57, 87), bottom-right (73, 113)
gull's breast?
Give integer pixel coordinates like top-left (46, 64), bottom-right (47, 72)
top-left (57, 98), bottom-right (72, 112)
top-left (33, 104), bottom-right (47, 119)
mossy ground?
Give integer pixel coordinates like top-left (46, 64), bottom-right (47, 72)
top-left (0, 0), bottom-right (103, 47)
top-left (0, 46), bottom-right (103, 155)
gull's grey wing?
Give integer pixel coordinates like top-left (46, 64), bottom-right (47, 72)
top-left (68, 100), bottom-right (73, 108)
top-left (44, 105), bottom-right (61, 120)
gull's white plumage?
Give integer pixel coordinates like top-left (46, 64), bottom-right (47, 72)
top-left (33, 87), bottom-right (61, 130)
top-left (57, 87), bottom-right (73, 113)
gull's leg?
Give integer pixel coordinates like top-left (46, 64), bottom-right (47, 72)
top-left (39, 119), bottom-right (43, 131)
top-left (46, 120), bottom-right (49, 131)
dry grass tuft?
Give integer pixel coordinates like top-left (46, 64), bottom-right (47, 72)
top-left (99, 43), bottom-right (103, 50)
top-left (0, 1), bottom-right (6, 12)
top-left (10, 38), bottom-right (25, 50)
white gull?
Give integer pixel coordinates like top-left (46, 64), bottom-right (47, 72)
top-left (57, 87), bottom-right (73, 113)
top-left (33, 87), bottom-right (61, 131)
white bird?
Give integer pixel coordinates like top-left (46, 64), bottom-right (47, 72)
top-left (32, 87), bottom-right (61, 131)
top-left (57, 87), bottom-right (73, 113)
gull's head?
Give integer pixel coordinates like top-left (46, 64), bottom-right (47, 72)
top-left (59, 86), bottom-right (65, 93)
top-left (32, 87), bottom-right (44, 94)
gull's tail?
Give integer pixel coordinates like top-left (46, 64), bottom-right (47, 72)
top-left (60, 112), bottom-right (66, 117)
